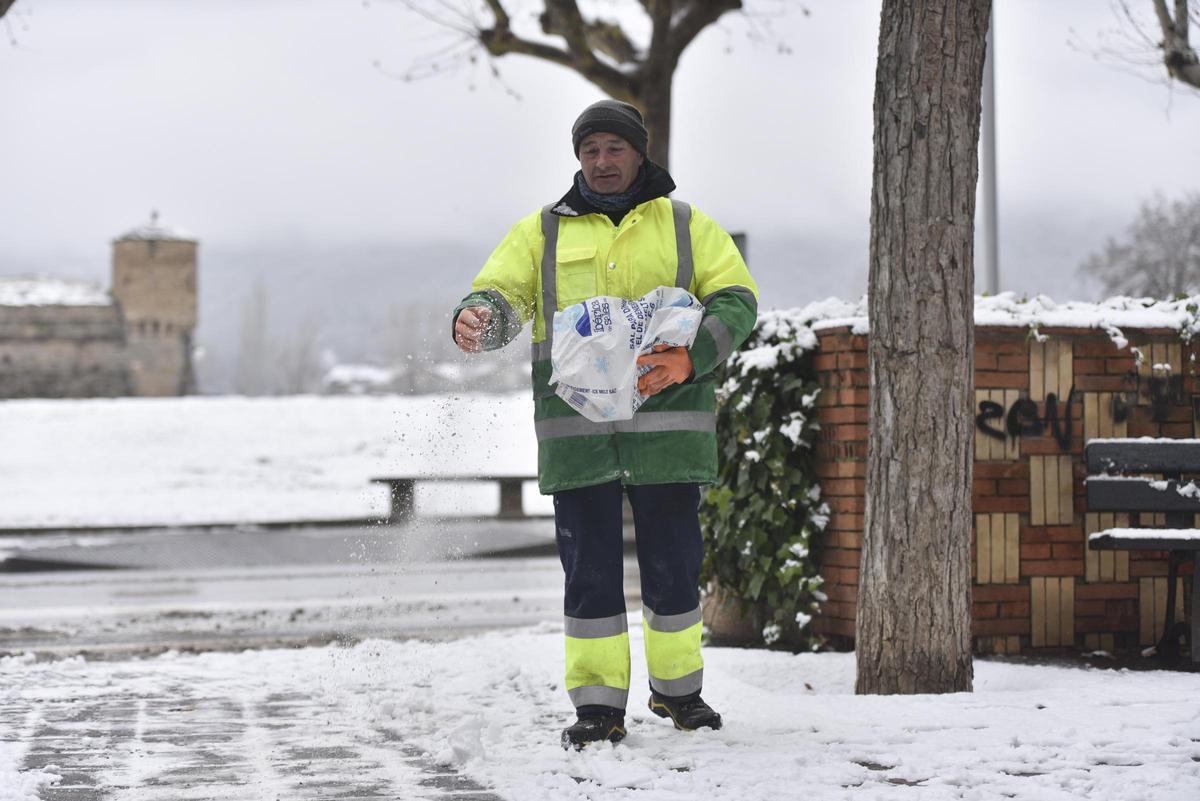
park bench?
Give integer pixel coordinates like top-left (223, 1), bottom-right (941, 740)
top-left (370, 475), bottom-right (546, 524)
top-left (1084, 438), bottom-right (1200, 663)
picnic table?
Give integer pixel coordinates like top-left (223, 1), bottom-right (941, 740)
top-left (1084, 438), bottom-right (1200, 663)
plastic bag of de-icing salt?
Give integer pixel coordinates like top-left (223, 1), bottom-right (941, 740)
top-left (549, 286), bottom-right (704, 422)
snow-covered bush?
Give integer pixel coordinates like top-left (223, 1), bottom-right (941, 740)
top-left (700, 307), bottom-right (839, 651)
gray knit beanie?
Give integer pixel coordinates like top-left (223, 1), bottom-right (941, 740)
top-left (571, 99), bottom-right (649, 158)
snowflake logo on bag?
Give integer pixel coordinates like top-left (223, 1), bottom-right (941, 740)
top-left (593, 355), bottom-right (610, 374)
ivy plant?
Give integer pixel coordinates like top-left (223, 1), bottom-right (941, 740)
top-left (700, 310), bottom-right (830, 650)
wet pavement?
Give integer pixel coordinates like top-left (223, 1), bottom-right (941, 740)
top-left (0, 518), bottom-right (638, 658)
top-left (0, 517), bottom-right (564, 573)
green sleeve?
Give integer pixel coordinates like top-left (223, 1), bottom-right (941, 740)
top-left (685, 207), bottom-right (760, 378)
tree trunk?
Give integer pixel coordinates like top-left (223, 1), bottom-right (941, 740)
top-left (1152, 0), bottom-right (1200, 90)
top-left (637, 71), bottom-right (673, 170)
top-left (856, 0), bottom-right (990, 696)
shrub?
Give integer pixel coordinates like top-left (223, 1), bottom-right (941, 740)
top-left (700, 309), bottom-right (830, 650)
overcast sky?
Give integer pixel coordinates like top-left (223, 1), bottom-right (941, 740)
top-left (2, 0), bottom-right (1199, 313)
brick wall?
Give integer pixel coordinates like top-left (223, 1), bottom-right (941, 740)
top-left (812, 325), bottom-right (1196, 655)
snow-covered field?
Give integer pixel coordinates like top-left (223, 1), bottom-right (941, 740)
top-left (0, 393), bottom-right (544, 528)
top-left (2, 624), bottom-right (1198, 801)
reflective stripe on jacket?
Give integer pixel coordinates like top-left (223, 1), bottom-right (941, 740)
top-left (454, 196), bottom-right (758, 493)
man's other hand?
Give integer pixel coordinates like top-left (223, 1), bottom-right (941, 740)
top-left (455, 306), bottom-right (493, 353)
top-left (636, 344), bottom-right (693, 397)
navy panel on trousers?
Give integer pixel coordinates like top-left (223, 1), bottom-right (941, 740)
top-left (553, 480), bottom-right (628, 620)
top-left (626, 482), bottom-right (703, 617)
top-left (552, 480), bottom-right (704, 619)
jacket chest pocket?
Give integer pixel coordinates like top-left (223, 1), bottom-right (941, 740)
top-left (555, 245), bottom-right (598, 306)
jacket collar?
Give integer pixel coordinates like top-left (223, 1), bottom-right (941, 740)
top-left (550, 160), bottom-right (677, 218)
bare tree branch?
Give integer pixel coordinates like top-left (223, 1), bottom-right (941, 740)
top-left (0, 1), bottom-right (16, 20)
top-left (667, 0), bottom-right (743, 66)
top-left (1151, 0), bottom-right (1200, 88)
top-left (478, 18), bottom-right (634, 100)
top-left (480, 0), bottom-right (510, 29)
top-left (1115, 0), bottom-right (1161, 51)
top-left (542, 0), bottom-right (594, 61)
top-left (385, 0), bottom-right (797, 166)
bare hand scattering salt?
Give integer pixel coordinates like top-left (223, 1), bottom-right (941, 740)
top-left (549, 286), bottom-right (704, 422)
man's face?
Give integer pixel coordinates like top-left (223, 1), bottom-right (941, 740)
top-left (579, 133), bottom-right (644, 195)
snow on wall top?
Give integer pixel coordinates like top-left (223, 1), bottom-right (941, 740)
top-left (114, 212), bottom-right (196, 243)
top-left (0, 277), bottom-right (111, 307)
top-left (793, 292), bottom-right (1200, 341)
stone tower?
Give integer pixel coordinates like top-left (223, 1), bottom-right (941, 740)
top-left (110, 212), bottom-right (198, 395)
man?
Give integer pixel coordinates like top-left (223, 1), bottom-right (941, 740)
top-left (452, 99), bottom-right (758, 749)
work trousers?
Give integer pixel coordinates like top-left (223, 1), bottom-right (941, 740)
top-left (552, 480), bottom-right (705, 712)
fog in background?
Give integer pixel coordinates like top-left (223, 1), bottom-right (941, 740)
top-left (2, 0), bottom-right (1198, 392)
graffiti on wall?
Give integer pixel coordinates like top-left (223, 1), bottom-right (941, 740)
top-left (976, 389), bottom-right (1083, 450)
top-left (974, 369), bottom-right (1186, 451)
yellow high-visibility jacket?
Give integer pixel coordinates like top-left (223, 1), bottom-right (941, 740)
top-left (454, 196), bottom-right (758, 493)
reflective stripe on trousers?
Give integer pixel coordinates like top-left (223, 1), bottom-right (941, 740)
top-left (555, 481), bottom-right (705, 710)
top-left (564, 612), bottom-right (631, 710)
top-left (643, 607), bottom-right (704, 697)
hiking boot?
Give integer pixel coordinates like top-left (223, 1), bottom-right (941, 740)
top-left (648, 692), bottom-right (723, 731)
top-left (561, 713), bottom-right (627, 750)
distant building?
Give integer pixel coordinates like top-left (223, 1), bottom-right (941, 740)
top-left (0, 213), bottom-right (198, 398)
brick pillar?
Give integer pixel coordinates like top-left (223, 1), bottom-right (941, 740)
top-left (811, 328), bottom-right (868, 644)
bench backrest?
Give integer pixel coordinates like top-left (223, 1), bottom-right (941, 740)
top-left (1085, 439), bottom-right (1200, 516)
top-left (1086, 439), bottom-right (1200, 475)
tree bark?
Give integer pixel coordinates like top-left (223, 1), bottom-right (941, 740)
top-left (856, 0), bottom-right (990, 696)
top-left (639, 71), bottom-right (673, 168)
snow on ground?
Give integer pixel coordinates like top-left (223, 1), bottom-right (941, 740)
top-left (2, 625), bottom-right (1198, 800)
top-left (0, 393), bottom-right (543, 528)
top-left (0, 737), bottom-right (59, 801)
